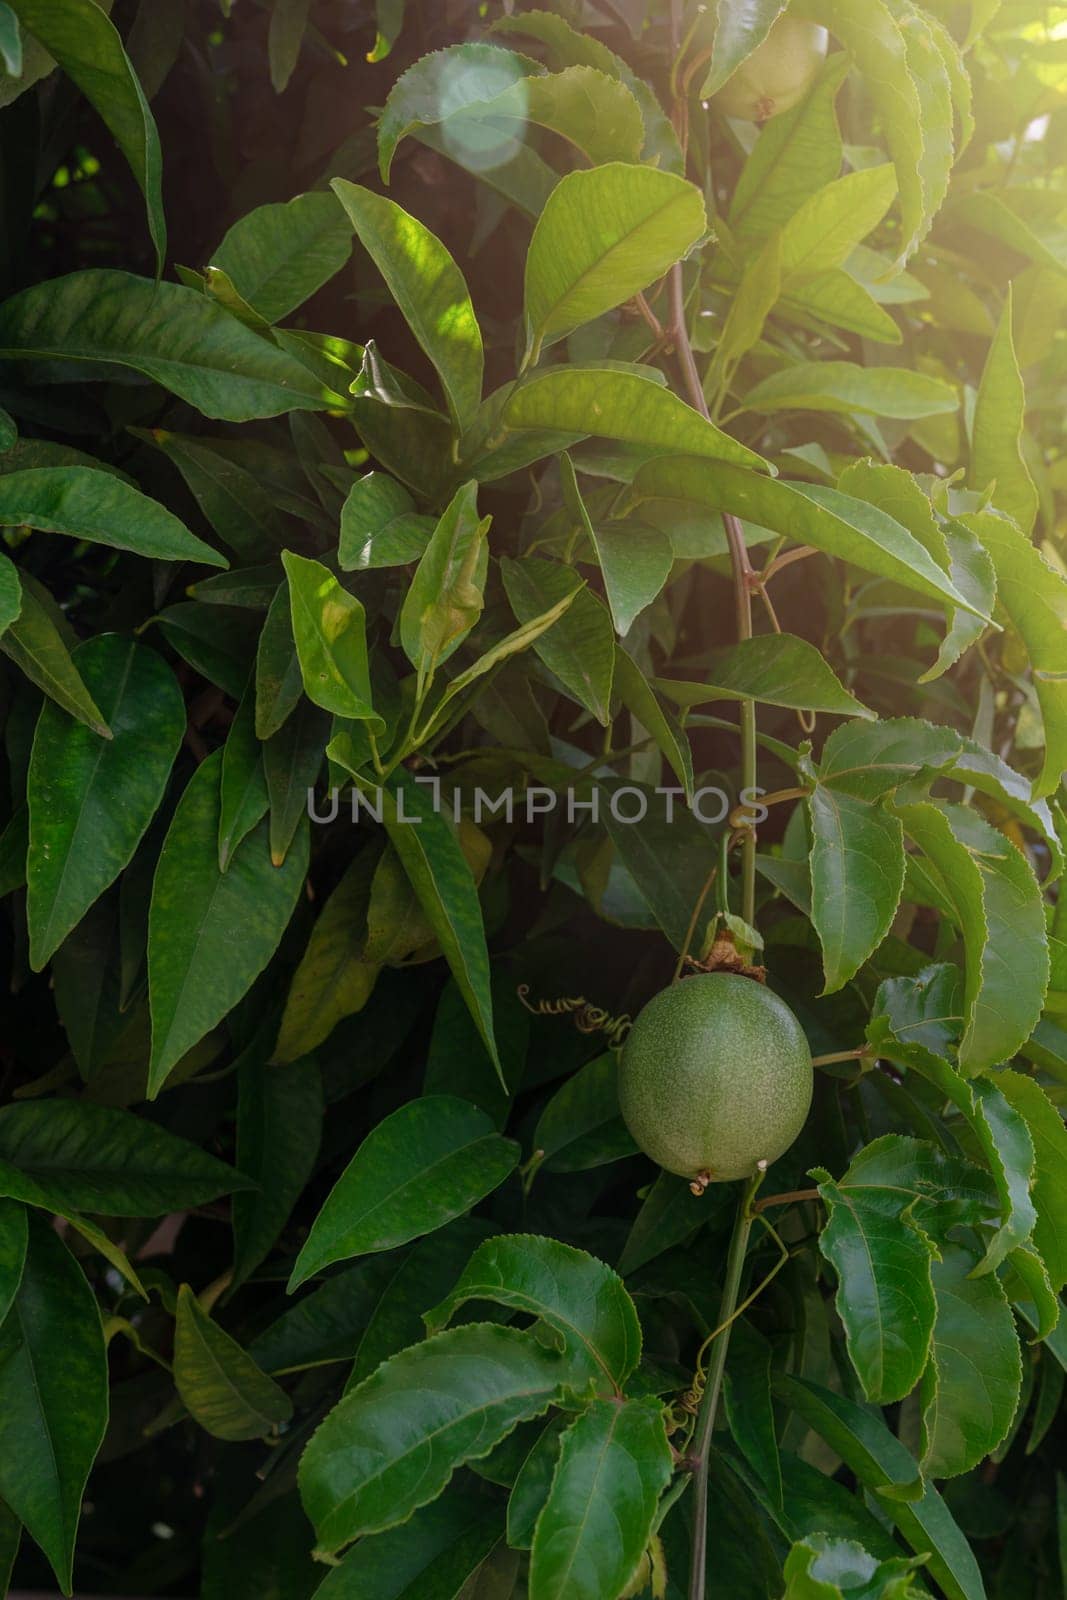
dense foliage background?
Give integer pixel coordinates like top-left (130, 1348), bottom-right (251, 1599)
top-left (1, 1), bottom-right (1067, 1596)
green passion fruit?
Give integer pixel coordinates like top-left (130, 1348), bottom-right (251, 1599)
top-left (618, 973), bottom-right (813, 1183)
top-left (713, 17), bottom-right (829, 123)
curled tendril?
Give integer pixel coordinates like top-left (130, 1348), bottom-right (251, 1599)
top-left (516, 986), bottom-right (632, 1048)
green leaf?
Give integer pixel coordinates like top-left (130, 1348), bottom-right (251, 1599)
top-left (7, 0), bottom-right (165, 270)
top-left (138, 431), bottom-right (292, 561)
top-left (808, 788), bottom-right (905, 993)
top-left (659, 635), bottom-right (872, 719)
top-left (776, 165), bottom-right (898, 282)
top-left (283, 550), bottom-right (381, 726)
top-left (1, 575), bottom-right (110, 736)
top-left (232, 1057), bottom-right (323, 1291)
top-left (250, 1255), bottom-right (403, 1375)
top-left (360, 769), bottom-right (502, 1076)
top-left (288, 1095), bottom-right (519, 1290)
top-left (298, 1323), bottom-right (567, 1557)
top-left (0, 1199), bottom-right (26, 1327)
top-left (970, 288), bottom-right (1038, 535)
top-left (349, 1217), bottom-right (495, 1387)
top-left (174, 1284), bottom-right (292, 1442)
top-left (729, 52), bottom-right (849, 244)
top-left (147, 750), bottom-right (309, 1095)
top-left (774, 1375), bottom-right (986, 1600)
top-left (782, 1534), bottom-right (924, 1599)
top-left (993, 1069), bottom-right (1067, 1291)
top-left (501, 556), bottom-right (614, 725)
top-left (218, 681), bottom-right (269, 871)
top-left (743, 362), bottom-right (957, 420)
top-left (332, 180), bottom-right (483, 433)
top-left (255, 583), bottom-right (304, 739)
top-left (338, 472), bottom-right (434, 571)
top-left (724, 1321), bottom-right (782, 1507)
top-left (399, 480), bottom-right (489, 678)
top-left (632, 461), bottom-right (985, 619)
top-left (561, 456), bottom-right (671, 635)
top-left (267, 0), bottom-right (310, 92)
top-left (524, 163), bottom-right (705, 356)
top-left (894, 801), bottom-right (1048, 1075)
top-left (0, 466), bottom-right (225, 566)
top-left (528, 1397), bottom-right (671, 1600)
top-left (264, 697), bottom-right (329, 865)
top-left (0, 550), bottom-right (20, 639)
top-left (0, 270), bottom-right (335, 421)
top-left (0, 1098), bottom-right (252, 1216)
top-left (531, 1054), bottom-right (638, 1175)
top-left (26, 635), bottom-right (184, 968)
top-left (312, 1480), bottom-right (501, 1600)
top-left (794, 0), bottom-right (924, 255)
top-left (504, 368), bottom-right (768, 472)
top-left (211, 190), bottom-right (352, 323)
top-left (700, 0), bottom-right (787, 98)
top-left (613, 649), bottom-right (693, 797)
top-left (958, 506), bottom-right (1067, 797)
top-left (426, 1233), bottom-right (642, 1391)
top-left (920, 1242), bottom-right (1022, 1478)
top-left (0, 1218), bottom-right (107, 1594)
top-left (273, 849), bottom-right (380, 1064)
top-left (377, 45), bottom-right (644, 180)
top-left (866, 1028), bottom-right (1036, 1277)
top-left (0, 5), bottom-right (21, 76)
top-left (816, 1164), bottom-right (936, 1404)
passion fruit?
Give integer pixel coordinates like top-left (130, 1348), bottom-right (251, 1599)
top-left (713, 17), bottom-right (829, 123)
top-left (617, 973), bottom-right (812, 1183)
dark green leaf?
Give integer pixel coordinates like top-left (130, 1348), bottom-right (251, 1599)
top-left (0, 270), bottom-right (335, 420)
top-left (174, 1284), bottom-right (292, 1441)
top-left (313, 1480), bottom-right (501, 1600)
top-left (920, 1242), bottom-right (1021, 1478)
top-left (0, 1219), bottom-right (107, 1594)
top-left (1, 575), bottom-right (110, 736)
top-left (0, 466), bottom-right (224, 565)
top-left (27, 635), bottom-right (184, 968)
top-left (528, 1397), bottom-right (672, 1600)
top-left (212, 191), bottom-right (351, 323)
top-left (501, 556), bottom-right (613, 725)
top-left (659, 635), bottom-right (872, 719)
top-left (288, 1095), bottom-right (519, 1290)
top-left (0, 1098), bottom-right (252, 1216)
top-left (147, 750), bottom-right (309, 1094)
top-left (426, 1232), bottom-right (642, 1391)
top-left (298, 1323), bottom-right (567, 1556)
top-left (232, 1059), bottom-right (323, 1290)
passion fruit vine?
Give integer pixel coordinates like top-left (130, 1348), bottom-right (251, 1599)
top-left (617, 973), bottom-right (813, 1185)
top-left (713, 17), bottom-right (829, 123)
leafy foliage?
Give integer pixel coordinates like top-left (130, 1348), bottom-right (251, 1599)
top-left (0, 2), bottom-right (1065, 1599)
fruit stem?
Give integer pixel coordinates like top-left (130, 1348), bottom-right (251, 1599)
top-left (668, 262), bottom-right (758, 926)
top-left (687, 1171), bottom-right (761, 1600)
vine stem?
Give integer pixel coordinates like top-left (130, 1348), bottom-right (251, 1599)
top-left (687, 1172), bottom-right (760, 1600)
top-left (669, 261), bottom-right (758, 925)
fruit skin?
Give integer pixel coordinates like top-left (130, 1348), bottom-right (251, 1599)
top-left (714, 18), bottom-right (829, 123)
top-left (617, 973), bottom-right (813, 1182)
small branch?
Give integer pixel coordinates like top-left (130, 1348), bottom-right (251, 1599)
top-left (810, 1046), bottom-right (872, 1068)
top-left (668, 263), bottom-right (757, 925)
top-left (753, 1187), bottom-right (821, 1215)
top-left (761, 544), bottom-right (818, 583)
top-left (634, 290), bottom-right (665, 342)
top-left (687, 1173), bottom-right (760, 1600)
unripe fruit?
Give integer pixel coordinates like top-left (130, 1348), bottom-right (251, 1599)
top-left (714, 18), bottom-right (829, 123)
top-left (618, 973), bottom-right (813, 1182)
